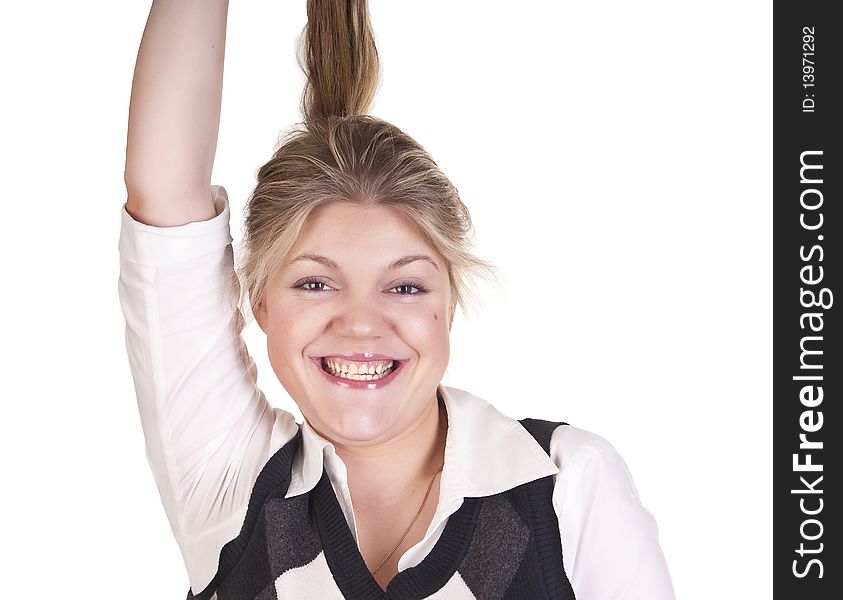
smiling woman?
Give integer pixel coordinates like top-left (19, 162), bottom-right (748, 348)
top-left (117, 0), bottom-right (675, 598)
top-left (254, 203), bottom-right (453, 447)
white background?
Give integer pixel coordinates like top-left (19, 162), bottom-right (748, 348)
top-left (0, 0), bottom-right (770, 597)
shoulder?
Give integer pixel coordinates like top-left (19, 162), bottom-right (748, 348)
top-left (520, 420), bottom-right (619, 463)
top-left (548, 424), bottom-right (624, 469)
top-left (548, 424), bottom-right (647, 507)
top-left (546, 425), bottom-right (676, 598)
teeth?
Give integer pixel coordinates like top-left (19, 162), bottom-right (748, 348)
top-left (322, 357), bottom-right (396, 380)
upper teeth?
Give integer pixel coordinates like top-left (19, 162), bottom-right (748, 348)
top-left (324, 358), bottom-right (395, 377)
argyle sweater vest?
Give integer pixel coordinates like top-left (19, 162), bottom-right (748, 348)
top-left (187, 418), bottom-right (576, 600)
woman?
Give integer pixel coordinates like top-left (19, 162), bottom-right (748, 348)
top-left (118, 0), bottom-right (675, 598)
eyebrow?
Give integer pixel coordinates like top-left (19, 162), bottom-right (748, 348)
top-left (288, 253), bottom-right (341, 270)
top-left (289, 253), bottom-right (440, 272)
top-left (390, 254), bottom-right (440, 271)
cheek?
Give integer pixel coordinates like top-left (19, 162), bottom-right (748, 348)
top-left (397, 307), bottom-right (450, 355)
top-left (265, 306), bottom-right (321, 366)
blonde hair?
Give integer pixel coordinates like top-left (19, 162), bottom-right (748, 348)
top-left (234, 0), bottom-right (499, 325)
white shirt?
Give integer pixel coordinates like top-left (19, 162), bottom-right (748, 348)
top-left (117, 185), bottom-right (675, 599)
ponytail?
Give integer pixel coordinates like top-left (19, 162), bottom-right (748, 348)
top-left (299, 0), bottom-right (381, 127)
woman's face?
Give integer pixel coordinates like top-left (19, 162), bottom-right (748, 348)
top-left (255, 202), bottom-right (453, 447)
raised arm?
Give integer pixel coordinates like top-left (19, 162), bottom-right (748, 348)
top-left (118, 2), bottom-right (300, 592)
top-left (124, 0), bottom-right (228, 226)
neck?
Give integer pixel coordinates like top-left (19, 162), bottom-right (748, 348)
top-left (332, 392), bottom-right (447, 507)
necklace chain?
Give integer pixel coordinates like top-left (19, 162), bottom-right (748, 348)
top-left (371, 464), bottom-right (444, 575)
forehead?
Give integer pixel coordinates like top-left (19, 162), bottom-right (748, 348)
top-left (294, 202), bottom-right (437, 258)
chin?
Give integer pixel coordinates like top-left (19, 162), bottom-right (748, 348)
top-left (316, 404), bottom-right (398, 445)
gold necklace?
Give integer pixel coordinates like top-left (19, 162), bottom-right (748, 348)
top-left (371, 464), bottom-right (444, 575)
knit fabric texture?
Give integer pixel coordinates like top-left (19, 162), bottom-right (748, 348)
top-left (187, 418), bottom-right (576, 600)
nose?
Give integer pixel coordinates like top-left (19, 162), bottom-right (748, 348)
top-left (330, 293), bottom-right (386, 339)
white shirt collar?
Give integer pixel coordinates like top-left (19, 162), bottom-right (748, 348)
top-left (285, 384), bottom-right (559, 507)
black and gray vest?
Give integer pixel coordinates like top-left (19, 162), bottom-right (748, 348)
top-left (188, 418), bottom-right (576, 600)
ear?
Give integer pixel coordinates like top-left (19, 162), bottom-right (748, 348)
top-left (253, 297), bottom-right (268, 335)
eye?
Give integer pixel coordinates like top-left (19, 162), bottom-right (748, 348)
top-left (390, 281), bottom-right (429, 296)
top-left (293, 278), bottom-right (335, 293)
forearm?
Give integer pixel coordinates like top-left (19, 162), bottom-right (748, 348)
top-left (124, 0), bottom-right (229, 225)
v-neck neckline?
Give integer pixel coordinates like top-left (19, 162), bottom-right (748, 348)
top-left (311, 468), bottom-right (481, 599)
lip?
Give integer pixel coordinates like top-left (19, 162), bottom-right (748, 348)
top-left (310, 356), bottom-right (407, 390)
top-left (320, 352), bottom-right (399, 361)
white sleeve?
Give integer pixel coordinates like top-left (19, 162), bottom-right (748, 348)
top-left (550, 425), bottom-right (676, 600)
top-left (116, 185), bottom-right (299, 592)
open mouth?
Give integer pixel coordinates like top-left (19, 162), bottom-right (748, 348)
top-left (319, 357), bottom-right (401, 381)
